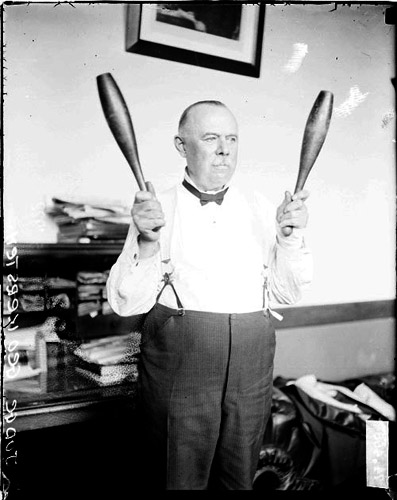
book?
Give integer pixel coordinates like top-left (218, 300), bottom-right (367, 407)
top-left (75, 364), bottom-right (138, 386)
top-left (74, 356), bottom-right (139, 377)
top-left (75, 332), bottom-right (141, 359)
top-left (56, 219), bottom-right (129, 242)
top-left (71, 332), bottom-right (141, 385)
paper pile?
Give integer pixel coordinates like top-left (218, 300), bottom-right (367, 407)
top-left (45, 197), bottom-right (131, 244)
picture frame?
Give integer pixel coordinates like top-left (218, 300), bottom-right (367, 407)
top-left (125, 3), bottom-right (265, 78)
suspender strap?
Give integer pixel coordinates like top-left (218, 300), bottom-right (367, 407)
top-left (156, 272), bottom-right (185, 316)
top-left (156, 187), bottom-right (185, 315)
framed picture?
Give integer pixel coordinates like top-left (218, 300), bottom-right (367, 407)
top-left (126, 3), bottom-right (265, 78)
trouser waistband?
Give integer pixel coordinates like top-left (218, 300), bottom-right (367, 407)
top-left (155, 302), bottom-right (265, 320)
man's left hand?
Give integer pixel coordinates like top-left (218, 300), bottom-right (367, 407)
top-left (276, 190), bottom-right (309, 237)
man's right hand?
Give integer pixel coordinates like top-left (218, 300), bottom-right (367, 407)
top-left (132, 181), bottom-right (165, 254)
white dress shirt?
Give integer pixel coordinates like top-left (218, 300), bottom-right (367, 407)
top-left (107, 176), bottom-right (313, 316)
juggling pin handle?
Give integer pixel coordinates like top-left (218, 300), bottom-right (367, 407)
top-left (283, 90), bottom-right (334, 236)
top-left (97, 72), bottom-right (147, 191)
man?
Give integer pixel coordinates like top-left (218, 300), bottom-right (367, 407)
top-left (107, 100), bottom-right (312, 490)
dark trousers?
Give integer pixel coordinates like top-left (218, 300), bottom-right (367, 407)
top-left (137, 303), bottom-right (276, 490)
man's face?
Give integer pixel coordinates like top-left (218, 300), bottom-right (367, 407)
top-left (175, 104), bottom-right (239, 191)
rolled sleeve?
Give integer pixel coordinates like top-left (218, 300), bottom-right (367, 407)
top-left (106, 223), bottom-right (162, 316)
top-left (253, 192), bottom-right (313, 306)
top-left (268, 228), bottom-right (313, 305)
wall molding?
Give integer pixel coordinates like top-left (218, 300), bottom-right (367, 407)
top-left (274, 300), bottom-right (395, 329)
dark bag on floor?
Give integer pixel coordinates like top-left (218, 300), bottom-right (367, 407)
top-left (276, 376), bottom-right (390, 488)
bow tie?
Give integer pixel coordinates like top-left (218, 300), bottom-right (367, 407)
top-left (182, 179), bottom-right (229, 206)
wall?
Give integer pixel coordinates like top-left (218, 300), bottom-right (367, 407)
top-left (274, 317), bottom-right (395, 381)
top-left (3, 3), bottom-right (395, 379)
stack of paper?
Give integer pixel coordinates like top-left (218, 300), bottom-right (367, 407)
top-left (72, 333), bottom-right (141, 386)
top-left (76, 271), bottom-right (112, 317)
top-left (45, 197), bottom-right (131, 244)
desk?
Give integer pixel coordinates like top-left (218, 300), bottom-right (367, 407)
top-left (4, 352), bottom-right (137, 432)
top-left (3, 351), bottom-right (141, 498)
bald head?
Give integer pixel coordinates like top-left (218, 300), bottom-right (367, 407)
top-left (178, 101), bottom-right (231, 136)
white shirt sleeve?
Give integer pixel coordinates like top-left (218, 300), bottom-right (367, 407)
top-left (106, 222), bottom-right (162, 316)
top-left (267, 225), bottom-right (313, 305)
top-left (253, 191), bottom-right (313, 306)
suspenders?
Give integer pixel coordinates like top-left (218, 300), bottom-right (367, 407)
top-left (156, 267), bottom-right (185, 316)
top-left (156, 187), bottom-right (185, 316)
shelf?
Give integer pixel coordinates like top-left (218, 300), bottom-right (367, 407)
top-left (4, 242), bottom-right (124, 259)
top-left (3, 242), bottom-right (127, 338)
top-left (3, 242), bottom-right (124, 275)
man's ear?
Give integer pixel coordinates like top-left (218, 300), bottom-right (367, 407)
top-left (174, 136), bottom-right (187, 158)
